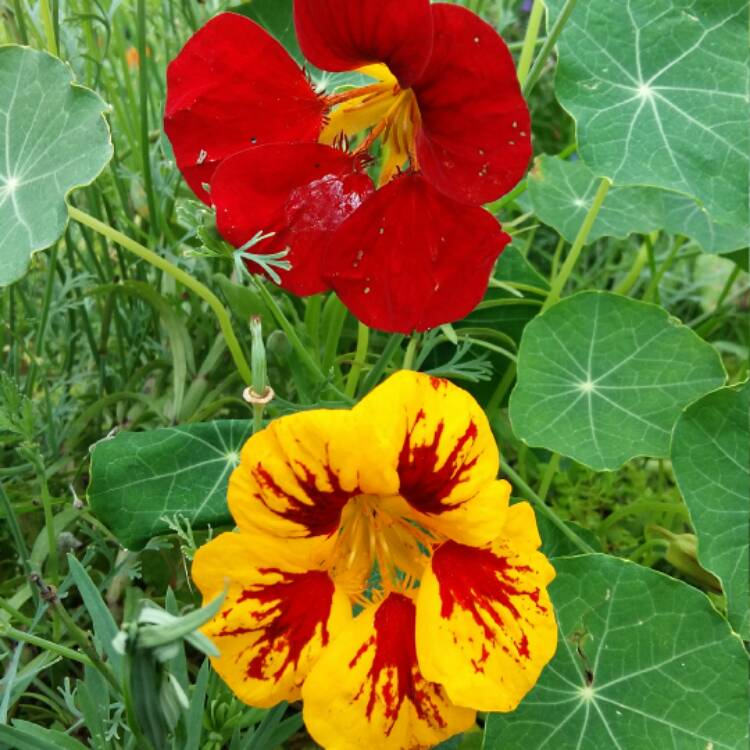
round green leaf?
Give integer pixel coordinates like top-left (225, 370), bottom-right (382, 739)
top-left (88, 421), bottom-right (251, 550)
top-left (528, 154), bottom-right (747, 253)
top-left (0, 45), bottom-right (112, 287)
top-left (546, 0), bottom-right (749, 227)
top-left (484, 554), bottom-right (749, 750)
top-left (661, 192), bottom-right (748, 255)
top-left (509, 292), bottom-right (725, 470)
top-left (671, 381), bottom-right (749, 638)
top-left (528, 155), bottom-right (663, 242)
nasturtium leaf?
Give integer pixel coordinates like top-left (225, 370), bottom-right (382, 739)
top-left (509, 292), bottom-right (725, 470)
top-left (527, 155), bottom-right (663, 242)
top-left (484, 554), bottom-right (749, 749)
top-left (88, 421), bottom-right (251, 550)
top-left (661, 192), bottom-right (748, 255)
top-left (494, 243), bottom-right (550, 292)
top-left (232, 0), bottom-right (301, 62)
top-left (0, 45), bottom-right (112, 286)
top-left (546, 0), bottom-right (750, 227)
top-left (528, 155), bottom-right (748, 253)
top-left (671, 381), bottom-right (749, 638)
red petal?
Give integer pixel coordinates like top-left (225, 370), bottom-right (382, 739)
top-left (325, 174), bottom-right (509, 333)
top-left (211, 143), bottom-right (374, 296)
top-left (414, 3), bottom-right (531, 205)
top-left (164, 13), bottom-right (324, 203)
top-left (293, 0), bottom-right (433, 87)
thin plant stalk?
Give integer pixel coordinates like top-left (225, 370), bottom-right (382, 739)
top-left (500, 459), bottom-right (595, 554)
top-left (516, 0), bottom-right (546, 86)
top-left (345, 322), bottom-right (370, 398)
top-left (543, 177), bottom-right (611, 311)
top-left (523, 0), bottom-right (579, 97)
top-left (68, 206), bottom-right (253, 385)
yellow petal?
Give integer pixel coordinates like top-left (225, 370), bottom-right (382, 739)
top-left (355, 370), bottom-right (507, 546)
top-left (228, 408), bottom-right (398, 544)
top-left (415, 503), bottom-right (557, 712)
top-left (302, 593), bottom-right (475, 750)
top-left (321, 63), bottom-right (399, 145)
top-left (192, 532), bottom-right (352, 707)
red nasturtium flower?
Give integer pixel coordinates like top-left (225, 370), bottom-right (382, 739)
top-left (193, 371), bottom-right (557, 749)
top-left (164, 0), bottom-right (531, 333)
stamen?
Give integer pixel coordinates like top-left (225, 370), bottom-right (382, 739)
top-left (324, 82), bottom-right (388, 107)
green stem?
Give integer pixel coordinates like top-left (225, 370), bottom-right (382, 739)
top-left (345, 322), bottom-right (370, 399)
top-left (501, 459), bottom-right (594, 554)
top-left (516, 0), bottom-right (545, 85)
top-left (600, 500), bottom-right (689, 533)
top-left (322, 296), bottom-right (348, 376)
top-left (0, 484), bottom-right (39, 608)
top-left (0, 624), bottom-right (96, 668)
top-left (486, 362), bottom-right (517, 416)
top-left (11, 0), bottom-right (29, 44)
top-left (50, 596), bottom-right (120, 693)
top-left (402, 335), bottom-right (420, 370)
top-left (537, 453), bottom-right (560, 502)
top-left (543, 177), bottom-right (611, 311)
top-left (39, 0), bottom-right (58, 55)
top-left (613, 237), bottom-right (652, 296)
top-left (68, 206), bottom-right (252, 385)
top-left (358, 334), bottom-right (404, 396)
top-left (643, 236), bottom-right (685, 303)
top-left (136, 0), bottom-right (158, 231)
top-left (523, 0), bottom-right (578, 97)
top-left (24, 246), bottom-right (58, 396)
top-left (251, 278), bottom-right (335, 390)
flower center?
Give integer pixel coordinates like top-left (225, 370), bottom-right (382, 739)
top-left (321, 64), bottom-right (422, 186)
top-left (326, 494), bottom-right (437, 604)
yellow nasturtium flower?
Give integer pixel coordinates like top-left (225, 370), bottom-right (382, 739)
top-left (192, 371), bottom-right (557, 750)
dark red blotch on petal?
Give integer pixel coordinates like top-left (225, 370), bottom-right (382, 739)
top-left (216, 569), bottom-right (334, 680)
top-left (326, 173), bottom-right (509, 333)
top-left (211, 143), bottom-right (374, 296)
top-left (164, 13), bottom-right (325, 202)
top-left (294, 0), bottom-right (433, 87)
top-left (413, 3), bottom-right (531, 205)
top-left (350, 594), bottom-right (447, 734)
top-left (252, 459), bottom-right (355, 537)
top-left (398, 410), bottom-right (479, 516)
top-left (432, 541), bottom-right (547, 664)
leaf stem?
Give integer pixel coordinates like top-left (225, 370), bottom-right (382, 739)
top-left (643, 236), bottom-right (685, 303)
top-left (500, 459), bottom-right (595, 554)
top-left (39, 0), bottom-right (58, 55)
top-left (516, 0), bottom-right (546, 86)
top-left (613, 236), bottom-right (652, 296)
top-left (67, 206), bottom-right (253, 385)
top-left (543, 177), bottom-right (611, 311)
top-left (0, 623), bottom-right (96, 667)
top-left (345, 322), bottom-right (370, 399)
top-left (402, 335), bottom-right (420, 370)
top-left (523, 0), bottom-right (579, 97)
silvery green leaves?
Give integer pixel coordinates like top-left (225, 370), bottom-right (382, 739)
top-left (0, 46), bottom-right (112, 286)
top-left (527, 155), bottom-right (748, 253)
top-left (88, 421), bottom-right (251, 550)
top-left (484, 555), bottom-right (749, 749)
top-left (509, 292), bottom-right (725, 470)
top-left (544, 0), bottom-right (749, 231)
top-left (671, 382), bottom-right (750, 638)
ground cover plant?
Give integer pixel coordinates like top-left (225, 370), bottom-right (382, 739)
top-left (0, 0), bottom-right (748, 748)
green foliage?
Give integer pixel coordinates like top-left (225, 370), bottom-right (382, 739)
top-left (484, 554), bottom-right (749, 749)
top-left (546, 0), bottom-right (749, 226)
top-left (88, 421), bottom-right (251, 549)
top-left (671, 381), bottom-right (750, 638)
top-left (0, 0), bottom-right (747, 748)
top-left (0, 46), bottom-right (113, 286)
top-left (509, 291), bottom-right (726, 470)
